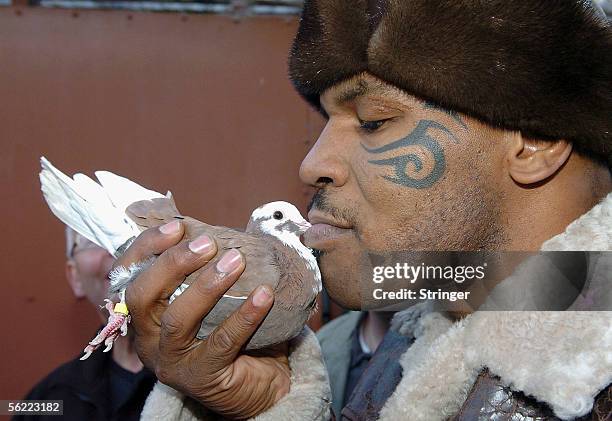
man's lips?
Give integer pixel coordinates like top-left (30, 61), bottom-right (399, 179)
top-left (302, 211), bottom-right (353, 250)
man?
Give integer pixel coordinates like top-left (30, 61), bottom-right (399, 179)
top-left (117, 1), bottom-right (611, 419)
top-left (16, 228), bottom-right (155, 421)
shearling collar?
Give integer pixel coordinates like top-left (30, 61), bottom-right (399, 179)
top-left (540, 193), bottom-right (612, 252)
top-left (380, 193), bottom-right (612, 421)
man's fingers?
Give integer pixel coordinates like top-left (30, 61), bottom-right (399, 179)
top-left (201, 284), bottom-right (275, 371)
top-left (158, 249), bottom-right (246, 355)
top-left (126, 233), bottom-right (219, 339)
top-left (114, 220), bottom-right (185, 270)
top-left (131, 234), bottom-right (218, 303)
top-left (124, 229), bottom-right (218, 369)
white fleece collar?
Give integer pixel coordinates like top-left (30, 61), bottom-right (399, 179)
top-left (541, 193), bottom-right (612, 252)
top-left (380, 193), bottom-right (612, 421)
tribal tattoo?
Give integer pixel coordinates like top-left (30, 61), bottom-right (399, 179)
top-left (423, 101), bottom-right (468, 130)
top-left (361, 119), bottom-right (460, 189)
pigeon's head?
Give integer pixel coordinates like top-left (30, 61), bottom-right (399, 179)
top-left (247, 201), bottom-right (311, 246)
top-left (248, 201), bottom-right (321, 293)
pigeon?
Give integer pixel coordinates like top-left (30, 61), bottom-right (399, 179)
top-left (39, 157), bottom-right (321, 359)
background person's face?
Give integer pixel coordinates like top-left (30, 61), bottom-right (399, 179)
top-left (68, 240), bottom-right (114, 321)
top-left (300, 73), bottom-right (509, 309)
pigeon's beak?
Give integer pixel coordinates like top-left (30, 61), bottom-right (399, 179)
top-left (296, 220), bottom-right (311, 234)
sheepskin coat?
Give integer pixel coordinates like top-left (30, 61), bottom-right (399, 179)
top-left (140, 193), bottom-right (612, 420)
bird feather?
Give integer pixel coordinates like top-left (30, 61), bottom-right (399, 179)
top-left (95, 170), bottom-right (165, 214)
top-left (39, 157), bottom-right (161, 256)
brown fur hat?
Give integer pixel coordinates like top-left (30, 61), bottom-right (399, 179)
top-left (288, 0), bottom-right (612, 164)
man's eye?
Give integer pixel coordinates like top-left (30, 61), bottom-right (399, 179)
top-left (359, 119), bottom-right (388, 133)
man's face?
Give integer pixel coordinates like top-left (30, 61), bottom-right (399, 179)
top-left (67, 239), bottom-right (114, 319)
top-left (300, 73), bottom-right (508, 309)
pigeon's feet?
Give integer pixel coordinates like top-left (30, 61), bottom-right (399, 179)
top-left (80, 299), bottom-right (130, 360)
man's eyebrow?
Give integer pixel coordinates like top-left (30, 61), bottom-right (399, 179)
top-left (335, 79), bottom-right (403, 106)
top-left (335, 80), bottom-right (370, 104)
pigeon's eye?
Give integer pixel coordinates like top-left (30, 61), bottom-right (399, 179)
top-left (273, 211), bottom-right (284, 220)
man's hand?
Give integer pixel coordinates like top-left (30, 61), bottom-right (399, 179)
top-left (117, 220), bottom-right (291, 419)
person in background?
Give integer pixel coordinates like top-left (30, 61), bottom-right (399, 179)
top-left (14, 228), bottom-right (155, 421)
top-left (317, 311), bottom-right (391, 417)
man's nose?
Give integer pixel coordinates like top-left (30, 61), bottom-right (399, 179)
top-left (299, 124), bottom-right (349, 188)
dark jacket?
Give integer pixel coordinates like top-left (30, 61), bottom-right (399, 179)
top-left (13, 347), bottom-right (155, 421)
top-left (316, 311), bottom-right (362, 417)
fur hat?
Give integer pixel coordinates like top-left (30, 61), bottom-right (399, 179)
top-left (288, 0), bottom-right (612, 164)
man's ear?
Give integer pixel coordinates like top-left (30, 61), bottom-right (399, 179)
top-left (506, 132), bottom-right (573, 184)
top-left (66, 259), bottom-right (85, 298)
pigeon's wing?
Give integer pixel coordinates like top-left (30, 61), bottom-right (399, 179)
top-left (125, 196), bottom-right (183, 230)
top-left (39, 157), bottom-right (164, 255)
top-left (94, 170), bottom-right (167, 218)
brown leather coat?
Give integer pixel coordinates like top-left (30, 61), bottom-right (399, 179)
top-left (452, 369), bottom-right (611, 421)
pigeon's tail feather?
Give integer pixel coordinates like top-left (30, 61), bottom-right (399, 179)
top-left (39, 157), bottom-right (163, 256)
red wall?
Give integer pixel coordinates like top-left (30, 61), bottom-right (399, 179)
top-left (0, 5), bottom-right (324, 399)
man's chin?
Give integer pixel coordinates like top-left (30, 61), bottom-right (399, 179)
top-left (318, 249), bottom-right (363, 311)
